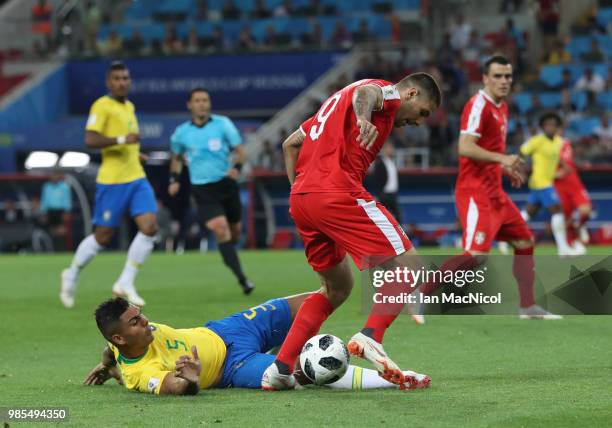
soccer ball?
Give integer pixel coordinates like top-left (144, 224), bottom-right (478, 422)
top-left (299, 334), bottom-right (349, 385)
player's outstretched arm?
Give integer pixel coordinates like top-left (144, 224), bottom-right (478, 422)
top-left (282, 129), bottom-right (305, 185)
top-left (352, 84), bottom-right (382, 150)
top-left (459, 133), bottom-right (523, 171)
top-left (83, 347), bottom-right (123, 386)
top-left (85, 131), bottom-right (139, 149)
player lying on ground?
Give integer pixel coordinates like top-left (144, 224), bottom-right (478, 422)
top-left (266, 73), bottom-right (442, 390)
top-left (85, 294), bottom-right (430, 395)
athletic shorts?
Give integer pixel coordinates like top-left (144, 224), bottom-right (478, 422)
top-left (205, 298), bottom-right (292, 389)
top-left (526, 186), bottom-right (560, 209)
top-left (455, 189), bottom-right (532, 252)
top-left (192, 177), bottom-right (241, 224)
top-left (290, 191), bottom-right (412, 272)
top-left (92, 178), bottom-right (157, 228)
top-left (555, 182), bottom-right (591, 218)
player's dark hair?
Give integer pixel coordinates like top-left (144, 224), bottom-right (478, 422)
top-left (106, 61), bottom-right (128, 76)
top-left (95, 297), bottom-right (130, 342)
top-left (396, 72), bottom-right (442, 108)
top-left (539, 111), bottom-right (562, 127)
top-left (482, 55), bottom-right (511, 75)
top-left (188, 87), bottom-right (209, 101)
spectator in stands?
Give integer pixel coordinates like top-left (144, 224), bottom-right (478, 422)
top-left (526, 94), bottom-right (546, 125)
top-left (594, 113), bottom-right (612, 146)
top-left (258, 140), bottom-right (282, 171)
top-left (31, 0), bottom-right (52, 51)
top-left (99, 30), bottom-right (123, 57)
top-left (82, 0), bottom-right (101, 54)
top-left (236, 26), bottom-right (257, 50)
top-left (559, 88), bottom-right (579, 120)
top-left (462, 30), bottom-right (482, 62)
top-left (263, 25), bottom-right (278, 47)
top-left (209, 26), bottom-right (228, 52)
top-left (196, 0), bottom-right (209, 20)
top-left (274, 0), bottom-right (294, 17)
top-left (552, 68), bottom-right (573, 90)
top-left (251, 0), bottom-right (271, 18)
top-left (301, 22), bottom-right (322, 48)
top-left (162, 25), bottom-right (184, 55)
top-left (537, 0), bottom-right (560, 51)
top-left (449, 14), bottom-right (471, 52)
top-left (500, 0), bottom-right (523, 13)
top-left (372, 142), bottom-right (401, 223)
top-left (574, 67), bottom-right (605, 94)
top-left (2, 199), bottom-right (21, 224)
top-left (299, 0), bottom-right (324, 17)
top-left (185, 28), bottom-right (201, 54)
top-left (124, 31), bottom-right (147, 57)
top-left (546, 38), bottom-right (571, 64)
top-left (330, 21), bottom-right (351, 47)
top-left (581, 39), bottom-right (605, 63)
top-left (352, 19), bottom-right (375, 44)
top-left (222, 0), bottom-right (241, 20)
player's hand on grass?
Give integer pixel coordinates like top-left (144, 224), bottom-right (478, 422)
top-left (168, 182), bottom-right (180, 196)
top-left (126, 133), bottom-right (140, 144)
top-left (175, 346), bottom-right (201, 384)
top-left (356, 117), bottom-right (379, 151)
top-left (84, 363), bottom-right (123, 386)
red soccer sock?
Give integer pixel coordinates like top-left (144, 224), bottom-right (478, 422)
top-left (275, 293), bottom-right (334, 373)
top-left (578, 212), bottom-right (589, 227)
top-left (513, 246), bottom-right (536, 308)
top-left (362, 280), bottom-right (410, 343)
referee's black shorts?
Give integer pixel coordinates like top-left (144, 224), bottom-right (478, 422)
top-left (192, 177), bottom-right (242, 224)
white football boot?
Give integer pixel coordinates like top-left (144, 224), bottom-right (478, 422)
top-left (60, 268), bottom-right (78, 308)
top-left (401, 370), bottom-right (431, 390)
top-left (519, 305), bottom-right (563, 320)
top-left (112, 282), bottom-right (146, 307)
top-left (347, 332), bottom-right (406, 386)
top-left (261, 363), bottom-right (296, 391)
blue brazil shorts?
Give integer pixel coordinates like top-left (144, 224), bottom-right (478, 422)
top-left (205, 298), bottom-right (292, 388)
top-left (527, 186), bottom-right (560, 209)
top-left (92, 178), bottom-right (157, 228)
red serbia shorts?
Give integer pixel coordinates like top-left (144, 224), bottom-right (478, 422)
top-left (455, 189), bottom-right (532, 252)
top-left (290, 191), bottom-right (412, 271)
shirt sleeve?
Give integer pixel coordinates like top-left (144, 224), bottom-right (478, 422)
top-left (460, 97), bottom-right (486, 138)
top-left (299, 116), bottom-right (315, 137)
top-left (40, 183), bottom-right (50, 214)
top-left (130, 366), bottom-right (172, 395)
top-left (222, 117), bottom-right (242, 148)
top-left (85, 100), bottom-right (107, 133)
top-left (520, 137), bottom-right (537, 156)
top-left (170, 127), bottom-right (185, 155)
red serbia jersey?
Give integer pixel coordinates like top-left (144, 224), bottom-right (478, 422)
top-left (556, 139), bottom-right (582, 188)
top-left (456, 90), bottom-right (509, 199)
top-left (291, 79), bottom-right (401, 194)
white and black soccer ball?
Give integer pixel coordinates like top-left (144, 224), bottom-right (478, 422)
top-left (299, 334), bottom-right (349, 385)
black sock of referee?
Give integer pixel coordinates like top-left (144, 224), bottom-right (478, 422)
top-left (218, 241), bottom-right (247, 285)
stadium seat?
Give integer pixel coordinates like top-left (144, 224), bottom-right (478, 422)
top-left (597, 91), bottom-right (612, 109)
top-left (539, 63), bottom-right (608, 88)
top-left (539, 91), bottom-right (561, 108)
top-left (597, 8), bottom-right (612, 28)
top-left (568, 116), bottom-right (601, 136)
top-left (512, 92), bottom-right (532, 114)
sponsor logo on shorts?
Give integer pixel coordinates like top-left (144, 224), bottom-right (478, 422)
top-left (103, 210), bottom-right (112, 221)
top-left (147, 377), bottom-right (160, 393)
top-left (475, 231), bottom-right (486, 246)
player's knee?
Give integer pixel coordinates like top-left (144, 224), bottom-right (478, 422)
top-left (140, 222), bottom-right (158, 237)
top-left (94, 230), bottom-right (113, 247)
top-left (321, 282), bottom-right (352, 307)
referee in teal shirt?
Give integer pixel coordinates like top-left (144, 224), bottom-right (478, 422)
top-left (168, 87), bottom-right (253, 294)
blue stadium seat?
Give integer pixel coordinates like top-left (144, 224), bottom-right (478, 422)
top-left (597, 8), bottom-right (612, 28)
top-left (156, 0), bottom-right (193, 14)
top-left (569, 117), bottom-right (601, 137)
top-left (597, 91), bottom-right (612, 109)
top-left (539, 92), bottom-right (561, 108)
top-left (124, 0), bottom-right (157, 20)
top-left (512, 92), bottom-right (532, 114)
top-left (540, 64), bottom-right (608, 88)
top-left (394, 0), bottom-right (421, 10)
top-left (567, 36), bottom-right (591, 57)
top-left (572, 91), bottom-right (587, 111)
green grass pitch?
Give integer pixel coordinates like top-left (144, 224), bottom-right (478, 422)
top-left (1, 248), bottom-right (611, 427)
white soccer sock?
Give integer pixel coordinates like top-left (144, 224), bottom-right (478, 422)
top-left (551, 213), bottom-right (570, 250)
top-left (69, 234), bottom-right (103, 274)
top-left (116, 232), bottom-right (155, 288)
top-left (327, 365), bottom-right (397, 390)
top-left (521, 210), bottom-right (531, 222)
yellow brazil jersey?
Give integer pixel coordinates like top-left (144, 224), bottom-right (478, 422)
top-left (520, 134), bottom-right (563, 190)
top-left (108, 322), bottom-right (226, 394)
top-left (86, 95), bottom-right (145, 184)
